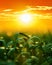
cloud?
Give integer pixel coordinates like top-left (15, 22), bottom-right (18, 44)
top-left (0, 6), bottom-right (52, 21)
top-left (29, 13), bottom-right (52, 20)
top-left (36, 6), bottom-right (52, 10)
top-left (3, 9), bottom-right (13, 12)
top-left (18, 6), bottom-right (52, 13)
top-left (36, 14), bottom-right (52, 19)
top-left (1, 6), bottom-right (52, 14)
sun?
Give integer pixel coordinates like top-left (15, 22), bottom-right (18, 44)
top-left (18, 13), bottom-right (32, 24)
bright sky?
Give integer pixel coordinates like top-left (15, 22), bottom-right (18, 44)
top-left (0, 0), bottom-right (52, 33)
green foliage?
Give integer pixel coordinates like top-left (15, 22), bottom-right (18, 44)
top-left (0, 32), bottom-right (52, 65)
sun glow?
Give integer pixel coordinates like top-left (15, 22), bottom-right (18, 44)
top-left (18, 13), bottom-right (32, 24)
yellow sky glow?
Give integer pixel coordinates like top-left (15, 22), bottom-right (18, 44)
top-left (0, 6), bottom-right (52, 33)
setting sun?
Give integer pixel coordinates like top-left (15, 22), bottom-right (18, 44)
top-left (0, 0), bottom-right (52, 33)
top-left (18, 13), bottom-right (32, 24)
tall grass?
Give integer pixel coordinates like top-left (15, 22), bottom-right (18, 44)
top-left (0, 32), bottom-right (52, 65)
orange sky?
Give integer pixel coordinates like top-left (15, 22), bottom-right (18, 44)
top-left (0, 0), bottom-right (52, 33)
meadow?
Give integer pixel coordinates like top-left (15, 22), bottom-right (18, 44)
top-left (0, 32), bottom-right (52, 65)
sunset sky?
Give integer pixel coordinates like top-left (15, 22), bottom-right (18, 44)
top-left (0, 0), bottom-right (52, 33)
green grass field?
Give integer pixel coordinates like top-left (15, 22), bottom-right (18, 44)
top-left (0, 32), bottom-right (52, 65)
